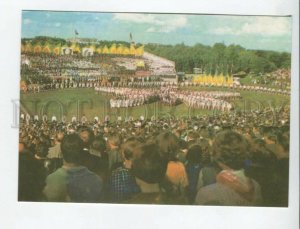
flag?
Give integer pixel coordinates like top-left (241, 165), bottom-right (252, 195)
top-left (75, 29), bottom-right (79, 35)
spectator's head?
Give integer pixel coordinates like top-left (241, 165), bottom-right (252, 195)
top-left (262, 127), bottom-right (278, 145)
top-left (132, 144), bottom-right (167, 184)
top-left (19, 142), bottom-right (25, 154)
top-left (156, 131), bottom-right (179, 161)
top-left (79, 128), bottom-right (93, 148)
top-left (90, 136), bottom-right (107, 157)
top-left (212, 130), bottom-right (250, 170)
top-left (35, 143), bottom-right (49, 158)
top-left (187, 131), bottom-right (200, 142)
top-left (121, 137), bottom-right (142, 161)
top-left (107, 132), bottom-right (121, 149)
top-left (61, 134), bottom-right (84, 165)
top-left (56, 131), bottom-right (64, 143)
top-left (120, 137), bottom-right (142, 169)
top-left (276, 132), bottom-right (289, 153)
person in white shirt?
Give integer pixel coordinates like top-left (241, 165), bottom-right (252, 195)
top-left (42, 114), bottom-right (48, 122)
top-left (34, 114), bottom-right (39, 121)
top-left (71, 115), bottom-right (77, 123)
top-left (25, 113), bottom-right (31, 125)
top-left (81, 114), bottom-right (87, 124)
top-left (52, 115), bottom-right (57, 122)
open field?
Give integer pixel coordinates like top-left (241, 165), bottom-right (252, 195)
top-left (20, 87), bottom-right (290, 121)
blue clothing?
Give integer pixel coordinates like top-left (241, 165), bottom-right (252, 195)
top-left (109, 166), bottom-right (140, 202)
top-left (67, 166), bottom-right (103, 203)
top-left (186, 163), bottom-right (202, 203)
top-left (43, 166), bottom-right (103, 203)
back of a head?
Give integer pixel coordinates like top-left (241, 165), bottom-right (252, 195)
top-left (187, 131), bottom-right (200, 142)
top-left (156, 131), bottom-right (179, 161)
top-left (121, 137), bottom-right (142, 160)
top-left (212, 130), bottom-right (249, 170)
top-left (91, 136), bottom-right (106, 153)
top-left (186, 144), bottom-right (203, 165)
top-left (61, 134), bottom-right (84, 165)
top-left (35, 143), bottom-right (49, 158)
top-left (132, 144), bottom-right (168, 184)
top-left (108, 132), bottom-right (121, 147)
top-left (79, 128), bottom-right (93, 147)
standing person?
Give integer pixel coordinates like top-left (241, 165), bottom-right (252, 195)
top-left (19, 142), bottom-right (48, 201)
top-left (195, 130), bottom-right (263, 206)
top-left (47, 131), bottom-right (64, 171)
top-left (109, 138), bottom-right (141, 202)
top-left (43, 134), bottom-right (104, 203)
top-left (25, 113), bottom-right (31, 125)
top-left (156, 132), bottom-right (189, 201)
top-left (107, 132), bottom-right (123, 171)
top-left (81, 114), bottom-right (87, 125)
top-left (71, 115), bottom-right (77, 123)
top-left (42, 114), bottom-right (48, 123)
top-left (185, 144), bottom-right (203, 203)
top-left (124, 144), bottom-right (168, 204)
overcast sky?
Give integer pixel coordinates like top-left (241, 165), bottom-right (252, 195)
top-left (22, 11), bottom-right (292, 52)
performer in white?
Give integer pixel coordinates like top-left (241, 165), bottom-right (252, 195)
top-left (52, 115), bottom-right (57, 122)
top-left (34, 114), bottom-right (39, 121)
top-left (25, 113), bottom-right (31, 125)
top-left (81, 114), bottom-right (87, 124)
top-left (72, 115), bottom-right (77, 123)
top-left (42, 114), bottom-right (48, 122)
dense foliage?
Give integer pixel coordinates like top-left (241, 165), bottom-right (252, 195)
top-left (145, 43), bottom-right (291, 74)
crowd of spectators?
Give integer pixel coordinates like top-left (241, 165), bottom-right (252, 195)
top-left (19, 107), bottom-right (289, 206)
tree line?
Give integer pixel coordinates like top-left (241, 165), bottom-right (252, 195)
top-left (145, 43), bottom-right (291, 75)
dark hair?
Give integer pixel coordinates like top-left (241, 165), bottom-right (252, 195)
top-left (61, 134), bottom-right (84, 164)
top-left (79, 128), bottom-right (94, 147)
top-left (186, 144), bottom-right (203, 164)
top-left (91, 136), bottom-right (106, 153)
top-left (276, 133), bottom-right (289, 152)
top-left (212, 130), bottom-right (249, 170)
top-left (187, 131), bottom-right (200, 141)
top-left (156, 131), bottom-right (179, 161)
top-left (132, 144), bottom-right (167, 184)
top-left (108, 132), bottom-right (122, 147)
top-left (35, 143), bottom-right (49, 158)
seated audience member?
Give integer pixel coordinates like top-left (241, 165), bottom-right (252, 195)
top-left (43, 134), bottom-right (103, 203)
top-left (195, 130), bottom-right (263, 206)
top-left (109, 138), bottom-right (141, 202)
top-left (125, 144), bottom-right (168, 204)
